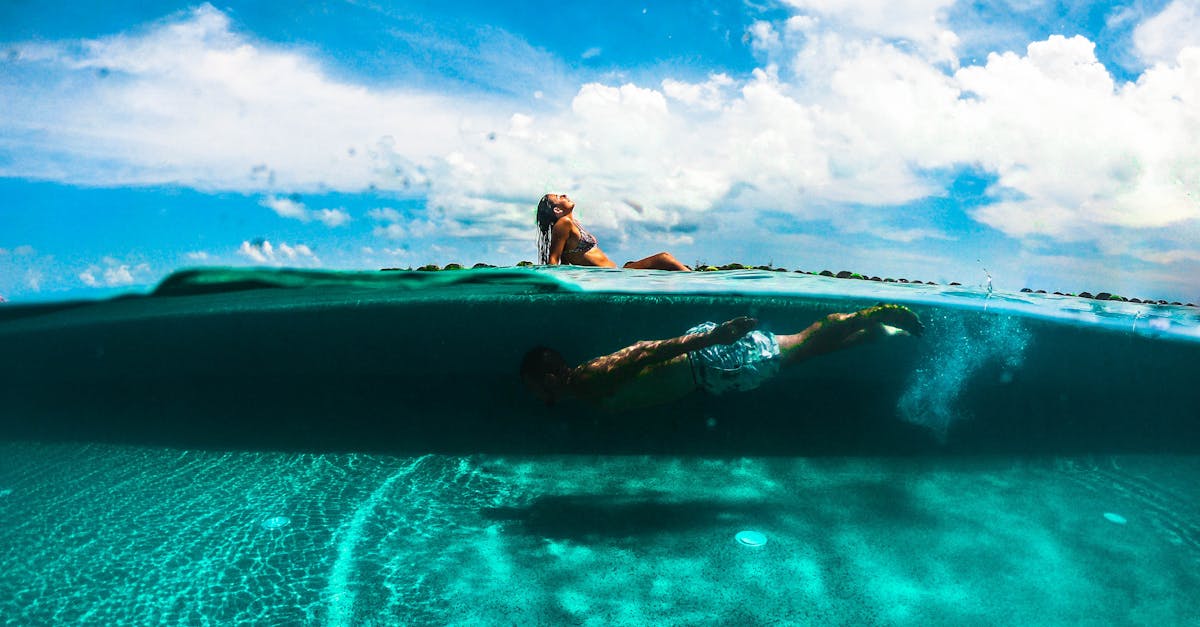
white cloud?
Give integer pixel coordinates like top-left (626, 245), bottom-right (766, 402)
top-left (237, 239), bottom-right (320, 266)
top-left (746, 20), bottom-right (782, 55)
top-left (1, 4), bottom-right (502, 192)
top-left (186, 251), bottom-right (210, 261)
top-left (261, 195), bottom-right (351, 226)
top-left (78, 258), bottom-right (149, 287)
top-left (368, 208), bottom-right (402, 222)
top-left (1133, 0), bottom-right (1200, 66)
top-left (277, 242), bottom-right (314, 260)
top-left (957, 36), bottom-right (1200, 242)
top-left (105, 265), bottom-right (135, 286)
top-left (661, 74), bottom-right (734, 111)
top-left (779, 0), bottom-right (960, 64)
top-left (238, 240), bottom-right (271, 263)
top-left (1131, 249), bottom-right (1200, 265)
top-left (369, 207), bottom-right (408, 240)
top-left (374, 223), bottom-right (407, 240)
top-left (262, 195), bottom-right (309, 221)
top-left (315, 208), bottom-right (351, 227)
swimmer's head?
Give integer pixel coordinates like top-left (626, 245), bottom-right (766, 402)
top-left (536, 193), bottom-right (573, 264)
top-left (520, 346), bottom-right (568, 406)
top-left (536, 193), bottom-right (574, 231)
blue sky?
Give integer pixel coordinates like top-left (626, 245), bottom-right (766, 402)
top-left (2, 0), bottom-right (1199, 302)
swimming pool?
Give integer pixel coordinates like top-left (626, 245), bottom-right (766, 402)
top-left (2, 267), bottom-right (1198, 623)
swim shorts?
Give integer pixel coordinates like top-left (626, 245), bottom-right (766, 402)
top-left (685, 322), bottom-right (781, 395)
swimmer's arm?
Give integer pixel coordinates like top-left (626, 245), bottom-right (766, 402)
top-left (546, 219), bottom-right (571, 265)
top-left (574, 317), bottom-right (758, 386)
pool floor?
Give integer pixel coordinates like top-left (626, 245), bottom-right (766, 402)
top-left (1, 442), bottom-right (1197, 624)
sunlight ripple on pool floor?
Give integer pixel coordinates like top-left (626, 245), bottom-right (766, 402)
top-left (2, 444), bottom-right (1199, 624)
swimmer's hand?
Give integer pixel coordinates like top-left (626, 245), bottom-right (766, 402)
top-left (710, 316), bottom-right (759, 344)
top-left (865, 304), bottom-right (925, 337)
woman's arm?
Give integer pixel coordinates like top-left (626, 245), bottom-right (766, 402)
top-left (547, 219), bottom-right (572, 265)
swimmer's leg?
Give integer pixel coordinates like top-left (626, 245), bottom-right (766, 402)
top-left (776, 304), bottom-right (923, 365)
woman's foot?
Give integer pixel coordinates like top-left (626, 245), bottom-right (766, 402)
top-left (859, 304), bottom-right (925, 337)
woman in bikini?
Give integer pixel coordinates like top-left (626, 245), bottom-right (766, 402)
top-left (536, 193), bottom-right (690, 270)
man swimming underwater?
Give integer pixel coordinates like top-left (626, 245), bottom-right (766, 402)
top-left (521, 304), bottom-right (924, 412)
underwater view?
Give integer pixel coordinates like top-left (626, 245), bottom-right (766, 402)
top-left (2, 267), bottom-right (1198, 624)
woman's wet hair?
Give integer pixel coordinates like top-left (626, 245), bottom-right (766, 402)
top-left (536, 194), bottom-right (556, 264)
top-left (536, 195), bottom-right (556, 232)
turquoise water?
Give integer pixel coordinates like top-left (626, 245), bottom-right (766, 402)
top-left (1, 267), bottom-right (1198, 623)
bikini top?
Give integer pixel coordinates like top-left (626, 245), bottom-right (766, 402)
top-left (567, 222), bottom-right (597, 255)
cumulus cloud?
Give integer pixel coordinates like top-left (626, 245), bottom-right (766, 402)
top-left (779, 0), bottom-right (961, 64)
top-left (958, 36), bottom-right (1200, 242)
top-left (315, 209), bottom-right (351, 227)
top-left (78, 257), bottom-right (150, 287)
top-left (661, 74), bottom-right (734, 111)
top-left (373, 223), bottom-right (406, 240)
top-left (260, 195), bottom-right (350, 226)
top-left (368, 208), bottom-right (402, 222)
top-left (1133, 0), bottom-right (1200, 66)
top-left (1, 4), bottom-right (502, 191)
top-left (262, 195), bottom-right (309, 221)
top-left (186, 251), bottom-right (211, 261)
top-left (237, 239), bottom-right (320, 266)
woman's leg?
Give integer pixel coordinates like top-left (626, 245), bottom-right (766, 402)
top-left (775, 304), bottom-right (923, 365)
top-left (623, 252), bottom-right (691, 271)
